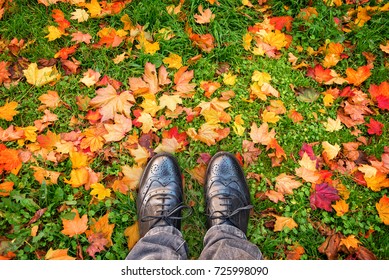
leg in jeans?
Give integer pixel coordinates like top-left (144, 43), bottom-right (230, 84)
top-left (199, 224), bottom-right (263, 260)
top-left (126, 226), bottom-right (188, 260)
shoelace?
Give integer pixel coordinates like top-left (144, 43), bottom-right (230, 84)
top-left (141, 193), bottom-right (192, 227)
top-left (208, 194), bottom-right (253, 227)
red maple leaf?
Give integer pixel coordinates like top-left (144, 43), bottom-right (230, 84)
top-left (310, 183), bottom-right (340, 212)
top-left (269, 16), bottom-right (293, 31)
top-left (366, 118), bottom-right (384, 135)
top-left (307, 65), bottom-right (333, 84)
top-left (369, 81), bottom-right (389, 110)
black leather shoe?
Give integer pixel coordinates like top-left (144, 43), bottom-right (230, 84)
top-left (137, 152), bottom-right (190, 238)
top-left (204, 152), bottom-right (252, 234)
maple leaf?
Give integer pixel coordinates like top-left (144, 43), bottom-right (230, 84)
top-left (80, 69), bottom-right (101, 87)
top-left (265, 190), bottom-right (285, 203)
top-left (86, 233), bottom-right (108, 259)
top-left (45, 248), bottom-right (75, 260)
top-left (0, 61), bottom-right (11, 84)
top-left (23, 63), bottom-right (61, 87)
top-left (32, 166), bottom-right (60, 185)
top-left (242, 140), bottom-right (261, 165)
top-left (90, 183), bottom-right (111, 200)
top-left (38, 91), bottom-right (61, 110)
top-left (286, 244), bottom-right (305, 260)
top-left (71, 31), bottom-right (92, 44)
top-left (194, 5), bottom-right (214, 24)
top-left (366, 118), bottom-right (384, 135)
top-left (0, 125), bottom-right (25, 142)
top-left (332, 199), bottom-right (349, 216)
top-left (369, 81), bottom-right (389, 110)
top-left (70, 8), bottom-right (89, 23)
top-left (340, 235), bottom-right (361, 250)
top-left (63, 167), bottom-right (89, 188)
top-left (103, 114), bottom-right (132, 142)
top-left (323, 116), bottom-right (342, 132)
top-left (89, 85), bottom-right (135, 122)
top-left (0, 182), bottom-right (14, 197)
top-left (233, 115), bottom-right (245, 136)
top-left (45, 26), bottom-right (64, 41)
top-left (85, 0), bottom-right (102, 18)
top-left (288, 109), bottom-right (304, 123)
top-left (0, 101), bottom-right (18, 121)
top-left (261, 109), bottom-right (280, 123)
top-left (124, 221), bottom-right (140, 250)
top-left (113, 52), bottom-right (128, 64)
top-left (0, 148), bottom-right (22, 175)
top-left (376, 195), bottom-right (389, 225)
top-left (129, 145), bottom-right (150, 166)
top-left (61, 209), bottom-right (88, 237)
top-left (173, 66), bottom-right (196, 96)
top-left (200, 81), bottom-right (221, 98)
top-left (163, 53), bottom-right (183, 69)
top-left (322, 141), bottom-right (340, 160)
top-left (345, 65), bottom-right (371, 86)
top-left (310, 183), bottom-right (340, 212)
top-left (275, 173), bottom-right (302, 195)
top-left (273, 215), bottom-right (298, 231)
top-left (223, 72), bottom-right (237, 86)
top-left (249, 122), bottom-right (276, 146)
top-left (364, 172), bottom-right (389, 192)
top-left (159, 94), bottom-right (182, 112)
top-left (85, 213), bottom-right (115, 247)
top-left (189, 29), bottom-right (215, 53)
top-left (269, 16), bottom-right (293, 31)
top-left (121, 165), bottom-right (143, 191)
top-left (69, 151), bottom-right (89, 169)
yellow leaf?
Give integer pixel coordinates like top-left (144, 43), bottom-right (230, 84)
top-left (85, 213), bottom-right (115, 247)
top-left (45, 26), bottom-right (64, 41)
top-left (70, 9), bottom-right (89, 23)
top-left (85, 0), bottom-right (101, 18)
top-left (0, 101), bottom-right (18, 121)
top-left (261, 109), bottom-right (280, 123)
top-left (113, 52), bottom-right (128, 64)
top-left (124, 221), bottom-right (140, 250)
top-left (144, 41), bottom-right (160, 54)
top-left (263, 30), bottom-right (287, 50)
top-left (251, 71), bottom-right (271, 85)
top-left (63, 167), bottom-right (89, 188)
top-left (121, 165), bottom-right (143, 190)
top-left (31, 225), bottom-right (39, 237)
top-left (223, 72), bottom-right (237, 86)
top-left (273, 215), bottom-right (298, 231)
top-left (159, 94), bottom-right (182, 111)
top-left (69, 151), bottom-right (89, 169)
top-left (364, 172), bottom-right (389, 192)
top-left (242, 33), bottom-right (252, 51)
top-left (323, 93), bottom-right (334, 107)
top-left (129, 146), bottom-right (150, 167)
top-left (298, 153), bottom-right (317, 171)
top-left (45, 248), bottom-right (75, 260)
top-left (90, 183), bottom-right (111, 200)
top-left (140, 97), bottom-right (161, 117)
top-left (81, 126), bottom-right (106, 152)
top-left (154, 137), bottom-right (181, 154)
top-left (137, 112), bottom-right (155, 133)
top-left (121, 14), bottom-right (133, 30)
top-left (163, 53), bottom-right (183, 69)
top-left (23, 63), bottom-right (61, 87)
top-left (340, 235), bottom-right (361, 250)
top-left (322, 141), bottom-right (340, 160)
top-left (323, 117), bottom-right (342, 132)
top-left (358, 165), bottom-right (377, 178)
top-left (332, 200), bottom-right (349, 216)
top-left (376, 195), bottom-right (389, 225)
top-left (233, 115), bottom-right (245, 136)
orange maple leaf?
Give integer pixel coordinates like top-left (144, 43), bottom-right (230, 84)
top-left (0, 101), bottom-right (18, 121)
top-left (0, 148), bottom-right (22, 175)
top-left (194, 5), bottom-right (214, 24)
top-left (63, 167), bottom-right (89, 188)
top-left (45, 248), bottom-right (75, 260)
top-left (188, 29), bottom-right (215, 53)
top-left (61, 209), bottom-right (88, 237)
top-left (249, 122), bottom-right (276, 146)
top-left (345, 65), bottom-right (372, 86)
top-left (275, 173), bottom-right (302, 195)
top-left (174, 66), bottom-right (196, 96)
top-left (0, 182), bottom-right (14, 197)
top-left (89, 85), bottom-right (135, 122)
top-left (103, 114), bottom-right (132, 142)
top-left (376, 195), bottom-right (389, 225)
top-left (38, 91), bottom-right (62, 110)
top-left (273, 215), bottom-right (298, 231)
top-left (124, 221), bottom-right (140, 250)
top-left (85, 213), bottom-right (115, 247)
top-left (80, 125), bottom-right (107, 152)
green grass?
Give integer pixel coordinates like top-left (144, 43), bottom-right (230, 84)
top-left (0, 0), bottom-right (388, 260)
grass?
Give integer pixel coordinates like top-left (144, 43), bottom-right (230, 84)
top-left (0, 0), bottom-right (388, 260)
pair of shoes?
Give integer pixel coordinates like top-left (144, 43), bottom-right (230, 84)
top-left (137, 152), bottom-right (252, 238)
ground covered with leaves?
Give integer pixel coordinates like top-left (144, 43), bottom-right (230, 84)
top-left (0, 0), bottom-right (388, 260)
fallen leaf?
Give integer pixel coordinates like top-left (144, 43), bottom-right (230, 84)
top-left (0, 182), bottom-right (14, 197)
top-left (275, 173), bottom-right (302, 195)
top-left (23, 63), bottom-right (61, 87)
top-left (265, 190), bottom-right (285, 203)
top-left (0, 101), bottom-right (18, 121)
top-left (124, 221), bottom-right (140, 250)
top-left (310, 183), bottom-right (340, 212)
top-left (273, 215), bottom-right (298, 231)
top-left (249, 122), bottom-right (276, 145)
top-left (70, 9), bottom-right (89, 23)
top-left (61, 209), bottom-right (88, 237)
top-left (332, 199), bottom-right (349, 216)
top-left (163, 53), bottom-right (183, 69)
top-left (340, 235), bottom-right (361, 250)
top-left (194, 5), bottom-right (214, 24)
top-left (322, 141), bottom-right (340, 160)
top-left (376, 194), bottom-right (389, 225)
top-left (45, 248), bottom-right (75, 260)
top-left (345, 65), bottom-right (371, 86)
top-left (366, 118), bottom-right (384, 135)
top-left (90, 183), bottom-right (111, 200)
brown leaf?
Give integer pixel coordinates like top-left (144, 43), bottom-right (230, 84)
top-left (27, 208), bottom-right (47, 226)
top-left (318, 233), bottom-right (342, 260)
top-left (355, 246), bottom-right (377, 260)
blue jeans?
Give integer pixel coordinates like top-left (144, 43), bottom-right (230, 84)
top-left (126, 224), bottom-right (263, 260)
